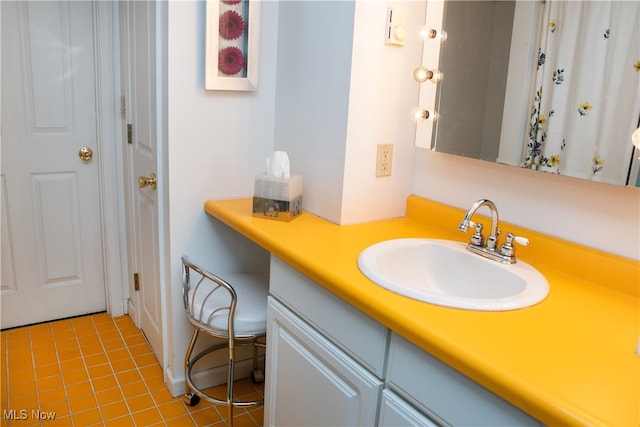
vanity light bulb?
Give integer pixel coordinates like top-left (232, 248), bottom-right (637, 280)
top-left (410, 107), bottom-right (436, 123)
top-left (418, 26), bottom-right (436, 40)
top-left (413, 67), bottom-right (443, 84)
top-left (418, 26), bottom-right (446, 42)
top-left (413, 66), bottom-right (433, 83)
top-left (394, 25), bottom-right (407, 43)
top-left (632, 126), bottom-right (640, 150)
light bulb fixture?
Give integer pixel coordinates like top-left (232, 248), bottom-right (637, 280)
top-left (418, 26), bottom-right (446, 42)
top-left (393, 25), bottom-right (407, 43)
top-left (413, 66), bottom-right (433, 82)
top-left (410, 107), bottom-right (437, 123)
top-left (413, 66), bottom-right (443, 83)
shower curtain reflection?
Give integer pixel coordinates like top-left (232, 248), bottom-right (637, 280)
top-left (521, 1), bottom-right (640, 185)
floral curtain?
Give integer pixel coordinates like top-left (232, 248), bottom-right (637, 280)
top-left (523, 1), bottom-right (640, 185)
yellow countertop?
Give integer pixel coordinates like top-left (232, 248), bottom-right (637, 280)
top-left (205, 195), bottom-right (639, 426)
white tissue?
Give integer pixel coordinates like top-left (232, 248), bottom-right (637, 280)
top-left (266, 151), bottom-right (290, 179)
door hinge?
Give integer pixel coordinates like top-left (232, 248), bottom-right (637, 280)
top-left (133, 273), bottom-right (140, 291)
top-left (127, 123), bottom-right (133, 144)
top-left (120, 95), bottom-right (126, 119)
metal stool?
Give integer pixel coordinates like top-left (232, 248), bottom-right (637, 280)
top-left (181, 256), bottom-right (268, 426)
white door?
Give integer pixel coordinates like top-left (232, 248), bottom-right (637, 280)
top-left (120, 1), bottom-right (163, 363)
top-left (1, 1), bottom-right (107, 329)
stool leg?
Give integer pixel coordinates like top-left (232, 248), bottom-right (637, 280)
top-left (252, 339), bottom-right (258, 372)
top-left (227, 404), bottom-right (234, 427)
top-left (250, 338), bottom-right (265, 383)
top-left (227, 342), bottom-right (235, 427)
top-left (183, 328), bottom-right (201, 406)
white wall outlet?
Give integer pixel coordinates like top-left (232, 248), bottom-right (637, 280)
top-left (376, 144), bottom-right (393, 177)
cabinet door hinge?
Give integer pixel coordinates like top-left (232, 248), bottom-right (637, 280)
top-left (133, 273), bottom-right (140, 291)
top-left (127, 123), bottom-right (133, 144)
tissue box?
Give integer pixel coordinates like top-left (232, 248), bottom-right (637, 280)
top-left (252, 174), bottom-right (303, 221)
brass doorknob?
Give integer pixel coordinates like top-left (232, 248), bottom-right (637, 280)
top-left (138, 173), bottom-right (157, 190)
top-left (78, 147), bottom-right (93, 161)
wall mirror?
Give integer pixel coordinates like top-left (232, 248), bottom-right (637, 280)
top-left (415, 0), bottom-right (640, 187)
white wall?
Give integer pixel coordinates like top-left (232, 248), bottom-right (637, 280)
top-left (340, 1), bottom-right (425, 224)
top-left (413, 149), bottom-right (640, 260)
top-left (166, 0), bottom-right (279, 390)
top-left (273, 1), bottom-right (354, 224)
top-left (274, 0), bottom-right (426, 225)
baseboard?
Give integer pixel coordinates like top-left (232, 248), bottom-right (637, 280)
top-left (165, 357), bottom-right (265, 398)
top-left (127, 299), bottom-right (138, 327)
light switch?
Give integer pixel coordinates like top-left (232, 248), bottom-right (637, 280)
top-left (385, 7), bottom-right (406, 47)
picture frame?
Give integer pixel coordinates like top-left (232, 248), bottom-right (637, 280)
top-left (205, 0), bottom-right (260, 91)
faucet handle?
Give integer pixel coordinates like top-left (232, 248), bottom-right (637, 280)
top-left (499, 233), bottom-right (529, 258)
top-left (508, 233), bottom-right (530, 246)
top-left (470, 221), bottom-right (484, 246)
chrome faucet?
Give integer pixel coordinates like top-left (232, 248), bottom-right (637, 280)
top-left (458, 199), bottom-right (500, 250)
top-left (458, 199), bottom-right (529, 264)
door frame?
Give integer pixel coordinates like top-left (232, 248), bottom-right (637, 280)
top-left (94, 1), bottom-right (128, 318)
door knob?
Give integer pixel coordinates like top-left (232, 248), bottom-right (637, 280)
top-left (138, 173), bottom-right (157, 190)
top-left (78, 147), bottom-right (93, 161)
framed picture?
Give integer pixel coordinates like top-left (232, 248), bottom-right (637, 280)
top-left (205, 0), bottom-right (260, 91)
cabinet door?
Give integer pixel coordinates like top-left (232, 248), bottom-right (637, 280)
top-left (379, 390), bottom-right (440, 427)
top-left (270, 256), bottom-right (389, 376)
top-left (265, 297), bottom-right (383, 426)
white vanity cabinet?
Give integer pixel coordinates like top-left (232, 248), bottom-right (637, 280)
top-left (266, 298), bottom-right (383, 426)
top-left (265, 255), bottom-right (542, 426)
top-left (379, 389), bottom-right (439, 427)
top-left (268, 256), bottom-right (389, 376)
top-left (265, 256), bottom-right (387, 426)
top-left (385, 333), bottom-right (543, 426)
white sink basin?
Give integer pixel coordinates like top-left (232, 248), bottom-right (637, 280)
top-left (358, 238), bottom-right (549, 311)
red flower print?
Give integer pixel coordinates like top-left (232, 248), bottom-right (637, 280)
top-left (219, 10), bottom-right (245, 40)
top-left (218, 46), bottom-right (245, 75)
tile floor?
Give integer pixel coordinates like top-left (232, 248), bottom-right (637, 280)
top-left (0, 313), bottom-right (264, 427)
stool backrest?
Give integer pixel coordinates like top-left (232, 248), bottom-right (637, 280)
top-left (181, 256), bottom-right (237, 338)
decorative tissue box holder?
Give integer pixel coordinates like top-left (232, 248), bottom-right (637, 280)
top-left (252, 174), bottom-right (303, 221)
